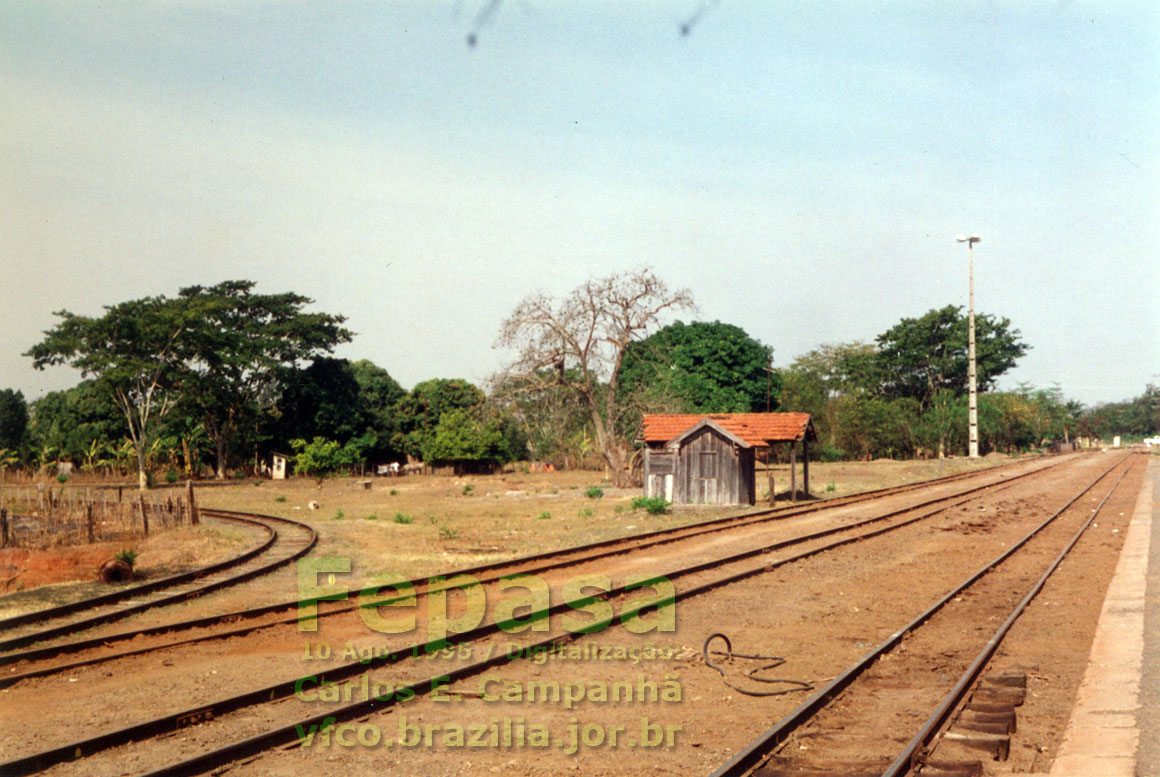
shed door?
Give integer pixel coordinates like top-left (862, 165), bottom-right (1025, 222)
top-left (698, 451), bottom-right (718, 503)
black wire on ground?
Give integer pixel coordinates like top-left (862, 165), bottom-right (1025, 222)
top-left (703, 633), bottom-right (813, 697)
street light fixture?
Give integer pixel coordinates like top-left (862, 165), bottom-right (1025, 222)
top-left (956, 235), bottom-right (981, 458)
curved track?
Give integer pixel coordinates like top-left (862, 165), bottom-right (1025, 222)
top-left (0, 509), bottom-right (317, 653)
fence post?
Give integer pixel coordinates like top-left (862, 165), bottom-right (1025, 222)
top-left (87, 504), bottom-right (94, 543)
top-left (1, 507), bottom-right (8, 548)
top-left (187, 480), bottom-right (199, 525)
top-left (139, 494), bottom-right (149, 536)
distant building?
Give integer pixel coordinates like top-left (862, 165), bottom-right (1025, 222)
top-left (639, 413), bottom-right (817, 506)
top-left (271, 452), bottom-right (289, 480)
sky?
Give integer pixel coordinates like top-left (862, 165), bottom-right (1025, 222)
top-left (2, 1), bottom-right (1158, 408)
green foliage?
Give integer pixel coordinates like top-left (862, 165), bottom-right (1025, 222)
top-left (536, 511), bottom-right (552, 520)
top-left (114, 548), bottom-right (138, 568)
top-left (393, 512), bottom-right (413, 524)
top-left (462, 483), bottom-right (475, 496)
top-left (274, 495), bottom-right (287, 502)
top-left (395, 378), bottom-right (486, 460)
top-left (620, 320), bottom-right (777, 413)
top-left (364, 513), bottom-right (378, 521)
top-left (578, 508), bottom-right (594, 518)
top-left (584, 486), bottom-right (604, 499)
top-left (631, 496), bottom-right (670, 515)
top-left (875, 305), bottom-right (1028, 409)
top-left (333, 509), bottom-right (344, 520)
top-left (290, 437), bottom-right (363, 477)
top-left (815, 444), bottom-right (845, 462)
top-left (164, 469), bottom-right (179, 484)
top-left (56, 472), bottom-right (69, 483)
top-left (0, 389), bottom-right (28, 454)
top-left (389, 488), bottom-right (398, 496)
top-left (825, 482), bottom-right (837, 492)
top-left (429, 516), bottom-right (459, 539)
top-left (421, 408), bottom-right (508, 465)
top-left (1079, 384), bottom-right (1160, 439)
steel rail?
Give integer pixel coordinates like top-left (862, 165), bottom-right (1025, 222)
top-left (0, 510), bottom-right (317, 653)
top-left (879, 455), bottom-right (1139, 777)
top-left (0, 456), bottom-right (1058, 684)
top-left (0, 456), bottom-right (1061, 672)
top-left (705, 453), bottom-right (1135, 777)
top-left (0, 454), bottom-right (1060, 776)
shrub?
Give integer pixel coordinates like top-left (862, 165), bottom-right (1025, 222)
top-left (584, 486), bottom-right (604, 499)
top-left (164, 469), bottom-right (179, 484)
top-left (578, 508), bottom-right (594, 518)
top-left (816, 445), bottom-right (845, 463)
top-left (114, 548), bottom-right (138, 568)
top-left (56, 473), bottom-right (69, 484)
top-left (393, 513), bottom-right (413, 525)
top-left (365, 513), bottom-right (378, 521)
top-left (536, 511), bottom-right (552, 520)
top-left (333, 509), bottom-right (345, 520)
top-left (389, 488), bottom-right (398, 496)
top-left (274, 495), bottom-right (287, 503)
top-left (631, 496), bottom-right (670, 515)
top-left (462, 484), bottom-right (475, 496)
top-left (825, 482), bottom-right (837, 493)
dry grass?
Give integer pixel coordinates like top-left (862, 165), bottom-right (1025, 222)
top-left (196, 454), bottom-right (1023, 586)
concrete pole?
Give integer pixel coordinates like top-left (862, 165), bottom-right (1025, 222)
top-left (967, 239), bottom-right (979, 458)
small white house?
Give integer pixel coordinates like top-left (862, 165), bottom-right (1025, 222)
top-left (272, 452), bottom-right (289, 480)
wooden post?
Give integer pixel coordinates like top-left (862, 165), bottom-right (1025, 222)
top-left (86, 504), bottom-right (95, 543)
top-left (790, 442), bottom-right (797, 503)
top-left (187, 480), bottom-right (199, 525)
top-left (1, 507), bottom-right (7, 548)
top-left (802, 439), bottom-right (810, 499)
top-left (766, 448), bottom-right (775, 506)
top-left (139, 494), bottom-right (149, 536)
top-left (117, 485), bottom-right (123, 503)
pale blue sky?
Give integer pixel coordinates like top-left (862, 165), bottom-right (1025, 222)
top-left (2, 1), bottom-right (1157, 406)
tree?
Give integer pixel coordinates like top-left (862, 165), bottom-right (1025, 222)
top-left (875, 305), bottom-right (1029, 409)
top-left (421, 408), bottom-right (509, 465)
top-left (274, 358), bottom-right (370, 451)
top-left (26, 297), bottom-right (192, 489)
top-left (395, 379), bottom-right (487, 460)
top-left (0, 389), bottom-right (28, 454)
top-left (178, 281), bottom-right (352, 479)
top-left (496, 267), bottom-right (694, 486)
top-left (27, 381), bottom-right (128, 467)
top-left (350, 359), bottom-right (407, 462)
top-left (619, 320), bottom-right (776, 413)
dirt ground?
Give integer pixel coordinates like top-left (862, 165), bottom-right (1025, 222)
top-left (5, 451), bottom-right (1143, 777)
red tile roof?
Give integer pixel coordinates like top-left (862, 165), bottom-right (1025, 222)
top-left (640, 413), bottom-right (816, 446)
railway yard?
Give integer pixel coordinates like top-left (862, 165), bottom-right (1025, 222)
top-left (0, 451), bottom-right (1153, 777)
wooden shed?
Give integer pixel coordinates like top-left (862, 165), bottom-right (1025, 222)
top-left (640, 413), bottom-right (817, 506)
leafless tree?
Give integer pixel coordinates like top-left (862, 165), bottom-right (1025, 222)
top-left (496, 268), bottom-right (695, 486)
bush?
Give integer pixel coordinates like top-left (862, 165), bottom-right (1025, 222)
top-left (274, 495), bottom-right (287, 503)
top-left (536, 511), bottom-right (552, 520)
top-left (393, 513), bottom-right (413, 524)
top-left (462, 484), bottom-right (475, 496)
top-left (584, 486), bottom-right (604, 499)
top-left (290, 437), bottom-right (363, 478)
top-left (114, 548), bottom-right (138, 568)
top-left (365, 514), bottom-right (378, 521)
top-left (56, 473), bottom-right (69, 484)
top-left (333, 509), bottom-right (345, 520)
top-left (816, 445), bottom-right (845, 463)
top-left (389, 488), bottom-right (398, 496)
top-left (578, 508), bottom-right (594, 518)
top-left (164, 469), bottom-right (179, 484)
top-left (631, 496), bottom-right (670, 515)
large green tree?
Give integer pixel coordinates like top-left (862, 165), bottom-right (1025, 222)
top-left (177, 281), bottom-right (352, 478)
top-left (395, 378), bottom-right (487, 460)
top-left (874, 305), bottom-right (1029, 409)
top-left (619, 320), bottom-right (776, 413)
top-left (27, 296), bottom-right (193, 488)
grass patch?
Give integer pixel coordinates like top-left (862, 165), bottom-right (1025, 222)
top-left (584, 486), bottom-right (604, 499)
top-left (393, 512), bottom-right (414, 525)
top-left (333, 509), bottom-right (345, 520)
top-left (274, 495), bottom-right (287, 503)
top-left (365, 513), bottom-right (378, 521)
top-left (631, 496), bottom-right (670, 515)
top-left (536, 511), bottom-right (552, 520)
top-left (462, 484), bottom-right (475, 496)
top-left (578, 508), bottom-right (594, 518)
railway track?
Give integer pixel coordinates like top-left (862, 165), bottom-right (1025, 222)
top-left (0, 456), bottom-right (1062, 681)
top-left (0, 510), bottom-right (317, 653)
top-left (707, 452), bottom-right (1141, 777)
top-left (0, 454), bottom-right (1105, 776)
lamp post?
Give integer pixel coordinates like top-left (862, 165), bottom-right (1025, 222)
top-left (956, 235), bottom-right (981, 458)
